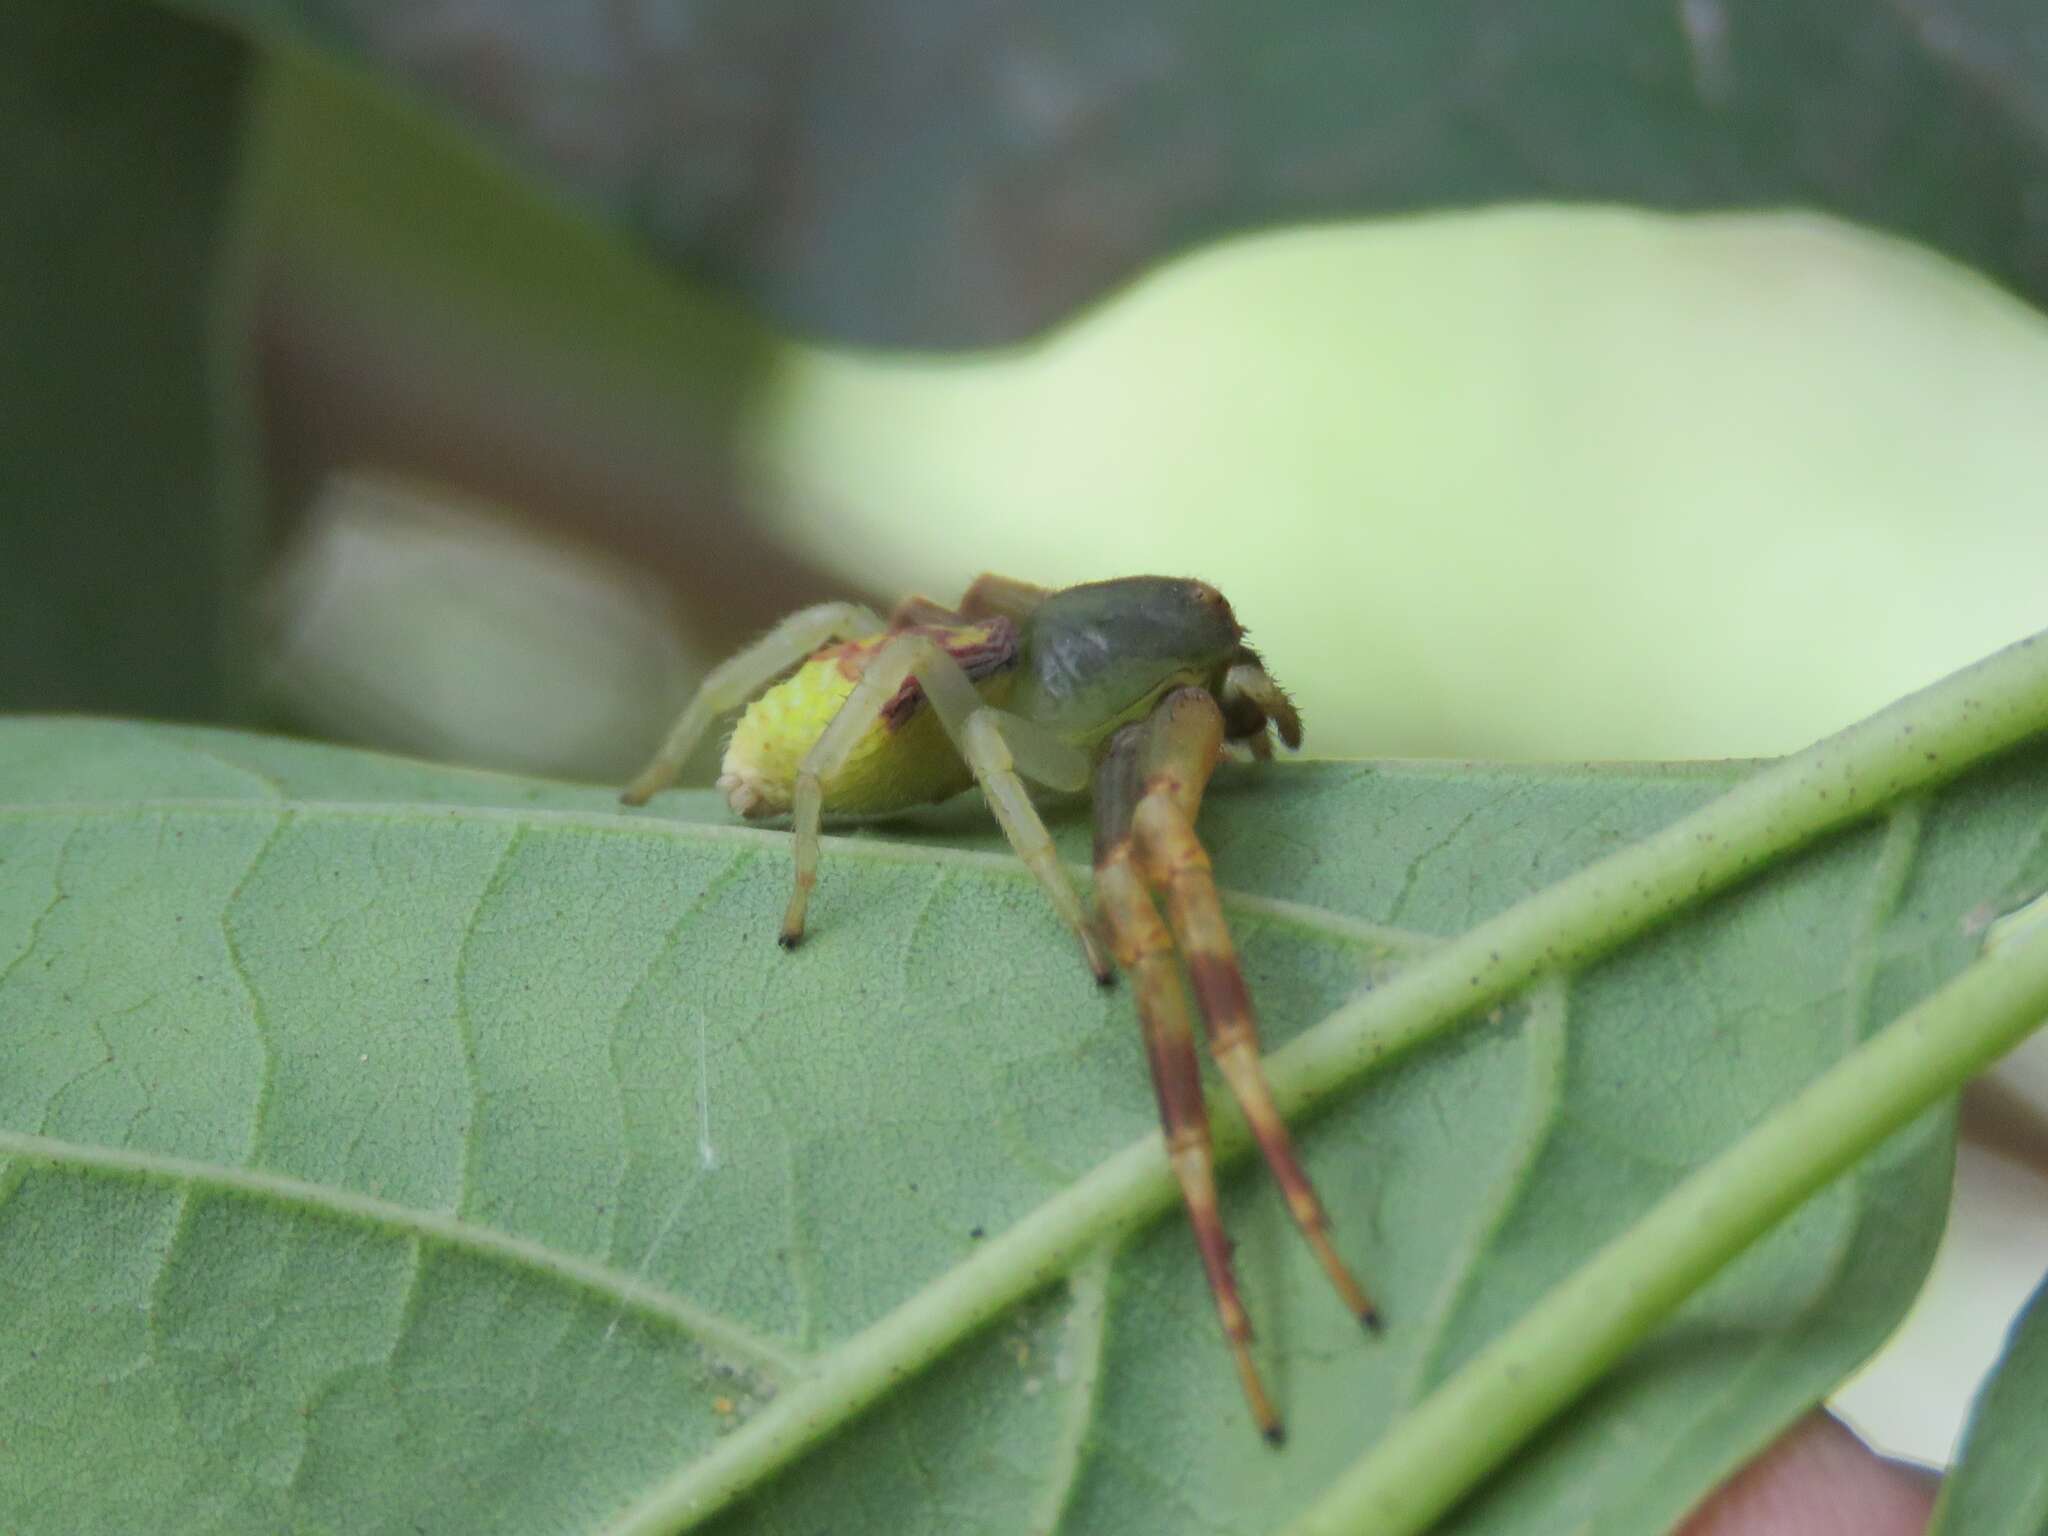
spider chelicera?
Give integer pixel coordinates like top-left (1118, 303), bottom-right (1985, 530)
top-left (621, 572), bottom-right (1376, 1441)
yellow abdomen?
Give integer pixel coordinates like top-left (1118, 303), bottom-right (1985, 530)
top-left (718, 629), bottom-right (1016, 819)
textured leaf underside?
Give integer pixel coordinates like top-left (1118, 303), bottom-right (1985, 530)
top-left (3, 718), bottom-right (2043, 1533)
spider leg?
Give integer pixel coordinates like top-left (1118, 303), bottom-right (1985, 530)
top-left (1093, 725), bottom-right (1281, 1443)
top-left (620, 601), bottom-right (884, 805)
top-left (887, 594), bottom-right (966, 628)
top-left (960, 572), bottom-right (1053, 622)
top-left (1132, 688), bottom-right (1380, 1331)
top-left (781, 631), bottom-right (1111, 981)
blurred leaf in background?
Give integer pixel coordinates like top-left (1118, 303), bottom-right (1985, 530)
top-left (753, 210), bottom-right (2048, 762)
top-left (1926, 1272), bottom-right (2048, 1535)
top-left (163, 0), bottom-right (2048, 346)
top-left (0, 0), bottom-right (260, 721)
top-left (13, 0), bottom-right (2048, 766)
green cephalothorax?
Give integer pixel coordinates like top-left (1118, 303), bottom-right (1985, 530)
top-left (621, 572), bottom-right (1362, 1443)
top-left (1011, 576), bottom-right (1248, 745)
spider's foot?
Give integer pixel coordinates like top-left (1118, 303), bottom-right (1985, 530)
top-left (1227, 1336), bottom-right (1282, 1448)
top-left (1361, 1305), bottom-right (1384, 1335)
top-left (1080, 920), bottom-right (1116, 986)
top-left (619, 763), bottom-right (671, 806)
top-left (780, 880), bottom-right (814, 949)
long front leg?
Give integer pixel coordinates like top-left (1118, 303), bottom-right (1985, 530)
top-left (1132, 689), bottom-right (1380, 1331)
top-left (1092, 725), bottom-right (1281, 1442)
top-left (620, 602), bottom-right (883, 805)
top-left (779, 631), bottom-right (1110, 981)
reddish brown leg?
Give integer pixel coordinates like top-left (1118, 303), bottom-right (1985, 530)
top-left (1132, 689), bottom-right (1380, 1333)
top-left (1095, 726), bottom-right (1282, 1443)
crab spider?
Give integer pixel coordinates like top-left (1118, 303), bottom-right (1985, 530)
top-left (621, 573), bottom-right (1376, 1441)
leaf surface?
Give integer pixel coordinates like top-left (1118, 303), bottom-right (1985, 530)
top-left (2, 717), bottom-right (2042, 1532)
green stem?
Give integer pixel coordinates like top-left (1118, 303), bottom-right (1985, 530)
top-left (1282, 922), bottom-right (2048, 1536)
top-left (1282, 631), bottom-right (2048, 1108)
top-left (605, 628), bottom-right (2048, 1535)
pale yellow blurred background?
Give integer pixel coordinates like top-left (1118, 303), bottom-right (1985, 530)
top-left (264, 205), bottom-right (2048, 1470)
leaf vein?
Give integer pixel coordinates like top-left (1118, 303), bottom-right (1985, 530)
top-left (1398, 976), bottom-right (1571, 1404)
top-left (0, 1129), bottom-right (807, 1384)
top-left (219, 810), bottom-right (292, 1163)
top-left (609, 849), bottom-right (757, 1304)
top-left (1027, 1241), bottom-right (1117, 1536)
top-left (451, 824), bottom-right (528, 1221)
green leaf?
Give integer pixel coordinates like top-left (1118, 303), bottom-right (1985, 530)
top-left (0, 0), bottom-right (260, 719)
top-left (157, 0), bottom-right (2048, 344)
top-left (1929, 1274), bottom-right (2048, 1536)
top-left (4, 634), bottom-right (2047, 1532)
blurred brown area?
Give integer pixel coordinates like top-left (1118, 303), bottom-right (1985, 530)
top-left (1677, 1414), bottom-right (1935, 1536)
top-left (257, 226), bottom-right (859, 663)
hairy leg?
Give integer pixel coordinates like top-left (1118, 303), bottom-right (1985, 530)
top-left (1093, 724), bottom-right (1280, 1441)
top-left (620, 601), bottom-right (883, 805)
top-left (1132, 688), bottom-right (1378, 1329)
top-left (780, 630), bottom-right (1109, 980)
top-left (887, 594), bottom-right (966, 629)
top-left (959, 572), bottom-right (1052, 622)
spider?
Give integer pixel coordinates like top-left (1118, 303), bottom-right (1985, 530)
top-left (621, 573), bottom-right (1376, 1442)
